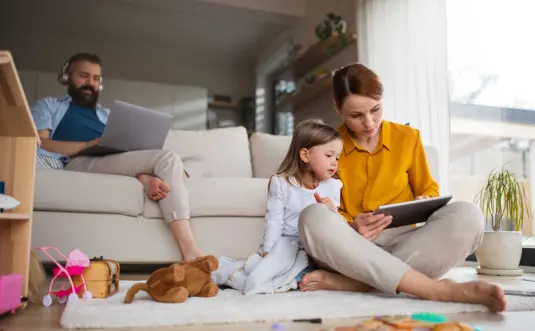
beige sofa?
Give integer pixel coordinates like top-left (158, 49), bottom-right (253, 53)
top-left (31, 126), bottom-right (440, 264)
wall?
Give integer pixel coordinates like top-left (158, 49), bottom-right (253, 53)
top-left (2, 33), bottom-right (254, 103)
top-left (19, 69), bottom-right (208, 130)
top-left (196, 0), bottom-right (306, 17)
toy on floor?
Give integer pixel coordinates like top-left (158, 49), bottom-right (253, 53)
top-left (124, 255), bottom-right (220, 304)
top-left (0, 273), bottom-right (23, 315)
top-left (73, 256), bottom-right (121, 299)
top-left (323, 313), bottom-right (482, 331)
top-left (28, 250), bottom-right (46, 305)
top-left (35, 247), bottom-right (92, 307)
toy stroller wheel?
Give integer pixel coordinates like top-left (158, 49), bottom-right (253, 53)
top-left (67, 293), bottom-right (79, 304)
top-left (58, 295), bottom-right (68, 304)
top-left (83, 291), bottom-right (93, 300)
top-left (42, 294), bottom-right (52, 307)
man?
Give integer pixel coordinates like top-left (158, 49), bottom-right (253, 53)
top-left (31, 53), bottom-right (203, 261)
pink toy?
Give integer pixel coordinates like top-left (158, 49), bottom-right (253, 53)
top-left (0, 273), bottom-right (22, 315)
top-left (35, 247), bottom-right (93, 307)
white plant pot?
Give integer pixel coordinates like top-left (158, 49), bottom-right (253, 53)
top-left (475, 231), bottom-right (523, 271)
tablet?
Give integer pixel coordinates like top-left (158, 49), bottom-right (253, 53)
top-left (373, 195), bottom-right (453, 228)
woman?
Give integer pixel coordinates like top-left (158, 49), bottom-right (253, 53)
top-left (297, 63), bottom-right (506, 313)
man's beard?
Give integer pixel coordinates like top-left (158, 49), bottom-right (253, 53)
top-left (68, 84), bottom-right (99, 108)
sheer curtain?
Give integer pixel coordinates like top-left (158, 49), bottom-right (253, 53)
top-left (356, 0), bottom-right (450, 194)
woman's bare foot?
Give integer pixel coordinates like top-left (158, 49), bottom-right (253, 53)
top-left (299, 270), bottom-right (372, 292)
top-left (437, 280), bottom-right (506, 313)
top-left (136, 174), bottom-right (170, 201)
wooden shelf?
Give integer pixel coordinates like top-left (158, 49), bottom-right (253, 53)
top-left (294, 33), bottom-right (356, 81)
top-left (0, 50), bottom-right (39, 303)
top-left (276, 76), bottom-right (332, 111)
top-left (208, 101), bottom-right (238, 110)
top-left (0, 213), bottom-right (30, 221)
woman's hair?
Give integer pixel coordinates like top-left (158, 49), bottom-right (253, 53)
top-left (275, 119), bottom-right (341, 185)
top-left (332, 62), bottom-right (383, 109)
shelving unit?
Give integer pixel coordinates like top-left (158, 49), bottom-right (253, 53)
top-left (276, 76), bottom-right (332, 110)
top-left (274, 32), bottom-right (356, 112)
top-left (0, 213), bottom-right (30, 221)
top-left (294, 32), bottom-right (356, 81)
top-left (207, 100), bottom-right (238, 110)
top-left (0, 50), bottom-right (40, 302)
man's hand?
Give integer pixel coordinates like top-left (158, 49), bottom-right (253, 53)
top-left (350, 212), bottom-right (392, 241)
top-left (86, 137), bottom-right (101, 148)
top-left (39, 135), bottom-right (101, 157)
top-left (314, 192), bottom-right (336, 211)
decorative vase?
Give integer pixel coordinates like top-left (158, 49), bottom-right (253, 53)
top-left (475, 230), bottom-right (523, 276)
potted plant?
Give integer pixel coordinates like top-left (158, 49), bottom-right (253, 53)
top-left (474, 164), bottom-right (531, 276)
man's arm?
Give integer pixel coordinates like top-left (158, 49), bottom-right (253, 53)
top-left (37, 130), bottom-right (99, 156)
top-left (31, 98), bottom-right (99, 156)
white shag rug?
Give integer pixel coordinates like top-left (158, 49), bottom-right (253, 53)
top-left (60, 281), bottom-right (535, 329)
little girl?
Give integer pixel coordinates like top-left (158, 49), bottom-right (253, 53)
top-left (212, 119), bottom-right (343, 295)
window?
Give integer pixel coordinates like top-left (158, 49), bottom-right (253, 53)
top-left (447, 0), bottom-right (535, 245)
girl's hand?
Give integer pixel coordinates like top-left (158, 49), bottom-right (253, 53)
top-left (314, 192), bottom-right (336, 211)
top-left (350, 212), bottom-right (392, 241)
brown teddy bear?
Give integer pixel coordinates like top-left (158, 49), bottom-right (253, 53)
top-left (123, 255), bottom-right (219, 304)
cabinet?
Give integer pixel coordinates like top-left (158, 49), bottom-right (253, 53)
top-left (0, 51), bottom-right (40, 301)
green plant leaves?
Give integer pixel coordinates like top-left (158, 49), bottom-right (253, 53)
top-left (474, 164), bottom-right (531, 232)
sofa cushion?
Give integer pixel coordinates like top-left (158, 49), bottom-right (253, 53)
top-left (163, 126), bottom-right (253, 178)
top-left (249, 132), bottom-right (291, 178)
top-left (250, 132), bottom-right (440, 184)
top-left (143, 177), bottom-right (269, 219)
top-left (34, 169), bottom-right (144, 217)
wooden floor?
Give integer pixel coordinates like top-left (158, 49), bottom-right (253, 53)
top-left (1, 267), bottom-right (535, 331)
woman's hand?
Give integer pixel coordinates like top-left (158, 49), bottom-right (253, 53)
top-left (314, 192), bottom-right (336, 211)
top-left (415, 195), bottom-right (430, 200)
top-left (350, 212), bottom-right (392, 241)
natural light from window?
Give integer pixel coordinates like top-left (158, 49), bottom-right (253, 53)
top-left (447, 0), bottom-right (535, 244)
top-left (447, 0), bottom-right (535, 110)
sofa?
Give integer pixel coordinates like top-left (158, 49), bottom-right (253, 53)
top-left (31, 126), bottom-right (440, 264)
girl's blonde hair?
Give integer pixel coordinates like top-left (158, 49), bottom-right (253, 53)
top-left (275, 119), bottom-right (341, 185)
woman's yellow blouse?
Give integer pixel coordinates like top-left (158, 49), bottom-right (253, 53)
top-left (337, 120), bottom-right (440, 223)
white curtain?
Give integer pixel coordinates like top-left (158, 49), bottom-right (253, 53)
top-left (356, 0), bottom-right (450, 194)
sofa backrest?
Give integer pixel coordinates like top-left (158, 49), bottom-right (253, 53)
top-left (162, 125), bottom-right (440, 185)
top-left (163, 126), bottom-right (252, 178)
top-left (249, 131), bottom-right (441, 184)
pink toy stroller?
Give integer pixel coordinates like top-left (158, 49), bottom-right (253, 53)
top-left (35, 247), bottom-right (92, 307)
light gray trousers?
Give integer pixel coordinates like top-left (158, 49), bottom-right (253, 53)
top-left (65, 150), bottom-right (189, 223)
top-left (298, 201), bottom-right (485, 294)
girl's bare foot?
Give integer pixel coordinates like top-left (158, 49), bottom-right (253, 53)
top-left (436, 280), bottom-right (506, 313)
top-left (182, 246), bottom-right (205, 262)
top-left (299, 270), bottom-right (372, 292)
top-left (136, 174), bottom-right (170, 201)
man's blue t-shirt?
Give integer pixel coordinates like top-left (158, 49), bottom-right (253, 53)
top-left (52, 102), bottom-right (105, 142)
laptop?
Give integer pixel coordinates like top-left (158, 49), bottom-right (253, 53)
top-left (75, 100), bottom-right (173, 157)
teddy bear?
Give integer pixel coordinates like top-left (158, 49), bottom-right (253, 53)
top-left (123, 255), bottom-right (219, 304)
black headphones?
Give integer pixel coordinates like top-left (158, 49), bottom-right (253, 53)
top-left (57, 53), bottom-right (104, 91)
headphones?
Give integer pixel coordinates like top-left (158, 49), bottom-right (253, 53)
top-left (58, 54), bottom-right (104, 91)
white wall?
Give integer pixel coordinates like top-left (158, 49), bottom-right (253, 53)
top-left (19, 69), bottom-right (208, 130)
top-left (196, 0), bottom-right (306, 17)
top-left (3, 33), bottom-right (254, 103)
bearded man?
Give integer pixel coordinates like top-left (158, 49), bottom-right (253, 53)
top-left (30, 53), bottom-right (204, 262)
